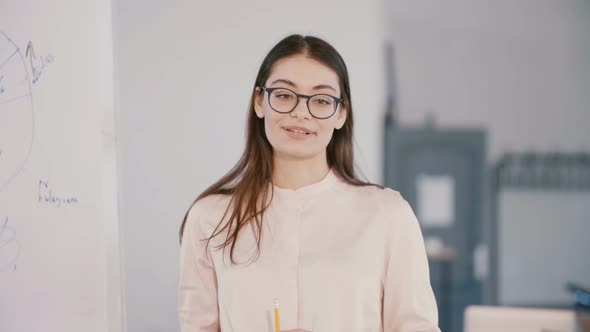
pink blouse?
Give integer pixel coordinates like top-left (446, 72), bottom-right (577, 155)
top-left (178, 169), bottom-right (440, 332)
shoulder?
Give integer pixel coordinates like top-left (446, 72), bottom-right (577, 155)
top-left (185, 194), bottom-right (233, 234)
top-left (376, 187), bottom-right (416, 226)
top-left (188, 193), bottom-right (232, 215)
top-left (375, 188), bottom-right (422, 242)
top-left (379, 187), bottom-right (414, 218)
top-left (340, 183), bottom-right (418, 230)
top-left (338, 181), bottom-right (410, 212)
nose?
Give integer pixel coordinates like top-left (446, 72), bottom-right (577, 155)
top-left (291, 96), bottom-right (311, 119)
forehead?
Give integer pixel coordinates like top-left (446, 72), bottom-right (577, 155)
top-left (266, 55), bottom-right (340, 93)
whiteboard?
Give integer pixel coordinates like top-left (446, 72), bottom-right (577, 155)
top-left (0, 1), bottom-right (122, 331)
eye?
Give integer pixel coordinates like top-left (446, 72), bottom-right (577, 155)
top-left (313, 97), bottom-right (333, 105)
top-left (276, 94), bottom-right (293, 100)
top-left (271, 89), bottom-right (295, 100)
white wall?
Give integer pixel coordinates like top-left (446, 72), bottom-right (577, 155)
top-left (113, 1), bottom-right (384, 331)
top-left (385, 0), bottom-right (590, 162)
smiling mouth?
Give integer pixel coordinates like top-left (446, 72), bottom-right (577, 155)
top-left (284, 127), bottom-right (311, 135)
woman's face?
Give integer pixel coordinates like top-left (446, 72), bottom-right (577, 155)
top-left (254, 55), bottom-right (347, 161)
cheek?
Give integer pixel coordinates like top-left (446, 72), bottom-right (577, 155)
top-left (316, 125), bottom-right (336, 145)
top-left (262, 112), bottom-right (284, 141)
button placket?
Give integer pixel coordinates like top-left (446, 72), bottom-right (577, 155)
top-left (295, 194), bottom-right (306, 327)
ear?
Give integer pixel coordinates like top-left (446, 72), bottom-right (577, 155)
top-left (253, 87), bottom-right (265, 119)
top-left (334, 104), bottom-right (348, 130)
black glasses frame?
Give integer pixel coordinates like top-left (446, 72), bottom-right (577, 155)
top-left (259, 86), bottom-right (344, 119)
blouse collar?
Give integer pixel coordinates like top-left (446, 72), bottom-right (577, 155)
top-left (271, 168), bottom-right (339, 198)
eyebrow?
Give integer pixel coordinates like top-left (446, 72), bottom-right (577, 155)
top-left (269, 79), bottom-right (337, 93)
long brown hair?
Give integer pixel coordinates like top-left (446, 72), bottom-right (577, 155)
top-left (179, 34), bottom-right (382, 263)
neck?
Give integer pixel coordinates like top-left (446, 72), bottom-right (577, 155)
top-left (272, 153), bottom-right (330, 190)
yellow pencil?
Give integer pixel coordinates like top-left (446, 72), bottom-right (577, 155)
top-left (274, 298), bottom-right (281, 332)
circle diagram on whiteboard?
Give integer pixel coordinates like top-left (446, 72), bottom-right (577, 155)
top-left (0, 31), bottom-right (34, 192)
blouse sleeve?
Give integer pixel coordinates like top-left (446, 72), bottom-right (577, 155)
top-left (178, 202), bottom-right (220, 332)
top-left (382, 191), bottom-right (441, 332)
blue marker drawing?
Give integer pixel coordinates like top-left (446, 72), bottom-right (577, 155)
top-left (38, 180), bottom-right (79, 207)
top-left (0, 31), bottom-right (35, 192)
top-left (0, 48), bottom-right (18, 70)
top-left (25, 41), bottom-right (53, 84)
top-left (0, 216), bottom-right (20, 272)
top-left (0, 75), bottom-right (5, 94)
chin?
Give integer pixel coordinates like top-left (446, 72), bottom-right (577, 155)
top-left (274, 146), bottom-right (318, 160)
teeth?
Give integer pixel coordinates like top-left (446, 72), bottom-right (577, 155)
top-left (287, 128), bottom-right (308, 134)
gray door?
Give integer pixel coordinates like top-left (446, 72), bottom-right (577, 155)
top-left (384, 126), bottom-right (486, 332)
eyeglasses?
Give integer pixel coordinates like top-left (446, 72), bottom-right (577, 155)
top-left (259, 86), bottom-right (344, 119)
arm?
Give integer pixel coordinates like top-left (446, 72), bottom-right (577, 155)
top-left (178, 203), bottom-right (220, 332)
top-left (382, 192), bottom-right (441, 332)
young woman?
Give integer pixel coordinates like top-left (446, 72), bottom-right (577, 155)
top-left (178, 34), bottom-right (440, 332)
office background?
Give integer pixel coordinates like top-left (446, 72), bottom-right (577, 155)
top-left (0, 0), bottom-right (588, 331)
top-left (114, 0), bottom-right (590, 331)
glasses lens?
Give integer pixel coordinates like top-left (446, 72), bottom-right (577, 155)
top-left (309, 95), bottom-right (336, 118)
top-left (269, 88), bottom-right (297, 113)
